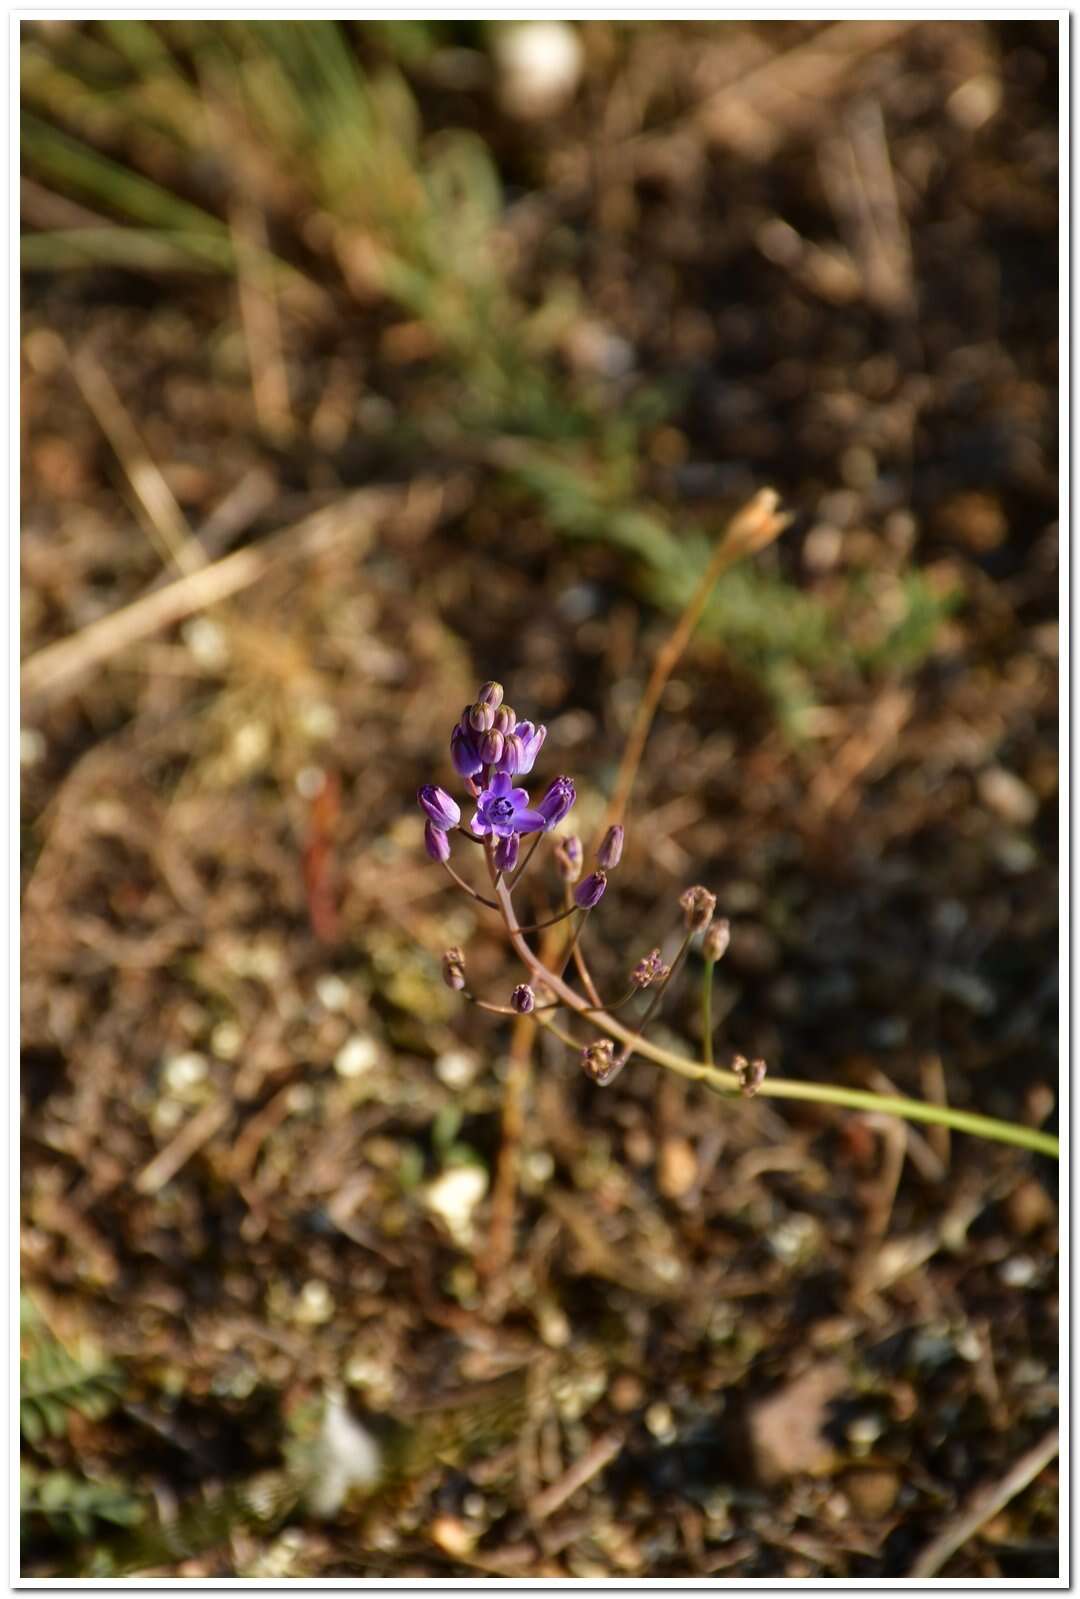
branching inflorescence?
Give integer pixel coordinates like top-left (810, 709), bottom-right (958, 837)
top-left (419, 680), bottom-right (1060, 1161)
top-left (418, 681), bottom-right (759, 1092)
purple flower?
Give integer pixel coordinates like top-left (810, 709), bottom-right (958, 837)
top-left (536, 775), bottom-right (576, 830)
top-left (469, 771), bottom-right (546, 839)
top-left (494, 832), bottom-right (520, 872)
top-left (511, 983), bottom-right (535, 1014)
top-left (574, 870), bottom-right (607, 909)
top-left (479, 729), bottom-right (505, 766)
top-left (417, 784), bottom-right (460, 830)
top-left (555, 835), bottom-right (583, 882)
top-left (425, 820), bottom-right (451, 862)
top-left (477, 681), bottom-right (504, 710)
top-left (494, 720), bottom-right (546, 777)
top-left (450, 722), bottom-right (483, 778)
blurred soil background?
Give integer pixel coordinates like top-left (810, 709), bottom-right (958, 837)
top-left (20, 18), bottom-right (1059, 1580)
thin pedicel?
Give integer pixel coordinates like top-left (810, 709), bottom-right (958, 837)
top-left (418, 682), bottom-right (1059, 1159)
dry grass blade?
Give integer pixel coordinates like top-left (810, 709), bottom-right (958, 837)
top-left (908, 1426), bottom-right (1060, 1578)
top-left (22, 486), bottom-right (401, 708)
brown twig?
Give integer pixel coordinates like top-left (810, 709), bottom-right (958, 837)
top-left (908, 1426), bottom-right (1060, 1578)
top-left (596, 487), bottom-right (791, 849)
top-left (21, 487), bottom-right (397, 709)
top-left (528, 1431), bottom-right (624, 1524)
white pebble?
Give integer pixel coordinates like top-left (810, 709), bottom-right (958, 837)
top-left (335, 1035), bottom-right (379, 1079)
top-left (316, 974), bottom-right (351, 1012)
top-left (424, 1164), bottom-right (488, 1247)
top-left (435, 1049), bottom-right (479, 1089)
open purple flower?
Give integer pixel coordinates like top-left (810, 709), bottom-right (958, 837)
top-left (469, 771), bottom-right (546, 839)
top-left (494, 720), bottom-right (546, 777)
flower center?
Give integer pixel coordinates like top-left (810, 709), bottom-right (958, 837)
top-left (489, 797), bottom-right (515, 824)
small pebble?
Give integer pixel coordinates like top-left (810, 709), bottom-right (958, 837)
top-left (1005, 1177), bottom-right (1055, 1237)
top-left (316, 974), bottom-right (351, 1013)
top-left (335, 1034), bottom-right (379, 1079)
top-left (609, 1372), bottom-right (645, 1413)
top-left (435, 1049), bottom-right (479, 1089)
top-left (295, 1279), bottom-right (334, 1325)
top-left (644, 1401), bottom-right (677, 1443)
top-left (163, 1051), bottom-right (208, 1095)
top-left (998, 1254), bottom-right (1039, 1288)
top-left (843, 1467), bottom-right (900, 1518)
top-left (657, 1136), bottom-right (697, 1200)
top-left (424, 1164), bottom-right (488, 1248)
top-left (977, 765), bottom-right (1038, 826)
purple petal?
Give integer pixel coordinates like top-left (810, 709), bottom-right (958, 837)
top-left (513, 808), bottom-right (548, 835)
top-left (509, 787), bottom-right (531, 809)
top-left (490, 771), bottom-right (511, 796)
top-left (469, 810), bottom-right (489, 836)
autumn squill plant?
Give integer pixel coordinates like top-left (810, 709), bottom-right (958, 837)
top-left (418, 681), bottom-right (1057, 1158)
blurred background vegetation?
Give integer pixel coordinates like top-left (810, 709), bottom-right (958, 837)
top-left (22, 19), bottom-right (1058, 1579)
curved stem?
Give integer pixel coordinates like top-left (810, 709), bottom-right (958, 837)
top-left (514, 903), bottom-right (580, 935)
top-left (490, 876), bottom-right (1058, 1157)
top-left (509, 831), bottom-right (544, 889)
top-left (440, 857), bottom-right (500, 908)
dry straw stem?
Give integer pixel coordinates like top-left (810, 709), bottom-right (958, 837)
top-left (22, 486), bottom-right (403, 709)
top-left (597, 487), bottom-right (792, 847)
top-left (908, 1425), bottom-right (1060, 1578)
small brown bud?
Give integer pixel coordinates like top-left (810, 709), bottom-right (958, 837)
top-left (733, 1055), bottom-right (767, 1097)
top-left (441, 947), bottom-right (467, 991)
top-left (680, 885), bottom-right (717, 933)
top-left (581, 1038), bottom-right (616, 1083)
top-left (702, 918), bottom-right (731, 963)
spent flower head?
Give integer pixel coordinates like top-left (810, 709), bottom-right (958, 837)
top-left (680, 885), bottom-right (717, 933)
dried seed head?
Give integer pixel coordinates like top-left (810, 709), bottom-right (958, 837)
top-left (581, 1038), bottom-right (616, 1083)
top-left (441, 948), bottom-right (467, 991)
top-left (680, 885), bottom-right (717, 933)
top-left (510, 983), bottom-right (535, 1014)
top-left (596, 824), bottom-right (624, 871)
top-left (733, 1055), bottom-right (767, 1097)
top-left (702, 918), bottom-right (731, 963)
top-left (631, 948), bottom-right (670, 989)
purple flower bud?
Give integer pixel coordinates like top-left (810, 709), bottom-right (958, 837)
top-left (467, 701), bottom-right (495, 734)
top-left (417, 784), bottom-right (461, 830)
top-left (703, 918), bottom-right (731, 963)
top-left (450, 723), bottom-right (483, 778)
top-left (477, 681), bottom-right (504, 710)
top-left (494, 705), bottom-right (517, 735)
top-left (424, 819), bottom-right (451, 862)
top-left (511, 983), bottom-right (535, 1014)
top-left (442, 947), bottom-right (467, 990)
top-left (574, 870), bottom-right (607, 909)
top-left (479, 729), bottom-right (505, 766)
top-left (536, 775), bottom-right (576, 830)
top-left (596, 825), bottom-right (624, 870)
top-left (555, 835), bottom-right (583, 882)
top-left (494, 832), bottom-right (520, 873)
top-left (680, 885), bottom-right (717, 933)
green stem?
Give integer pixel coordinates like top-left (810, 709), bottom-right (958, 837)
top-left (702, 957), bottom-right (715, 1067)
top-left (489, 875), bottom-right (1059, 1159)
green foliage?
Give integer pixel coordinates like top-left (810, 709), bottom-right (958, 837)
top-left (20, 1296), bottom-right (125, 1445)
top-left (20, 1464), bottom-right (143, 1543)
